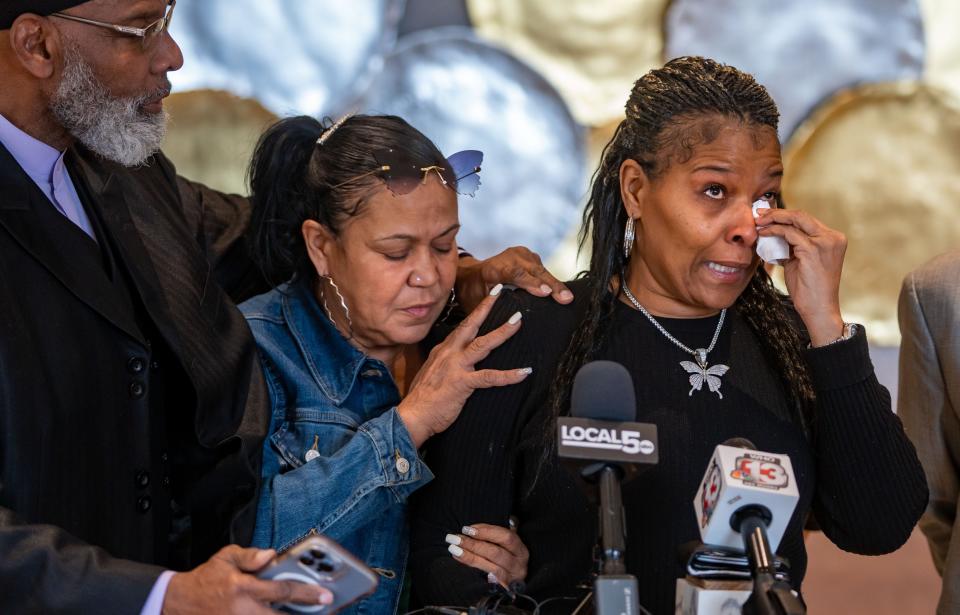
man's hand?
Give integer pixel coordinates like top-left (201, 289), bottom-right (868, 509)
top-left (162, 545), bottom-right (333, 614)
top-left (455, 247), bottom-right (573, 313)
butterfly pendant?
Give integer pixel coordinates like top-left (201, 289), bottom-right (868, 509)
top-left (680, 351), bottom-right (730, 399)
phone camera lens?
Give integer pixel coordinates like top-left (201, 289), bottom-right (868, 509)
top-left (317, 561), bottom-right (335, 573)
top-left (309, 548), bottom-right (327, 560)
top-left (299, 555), bottom-right (316, 567)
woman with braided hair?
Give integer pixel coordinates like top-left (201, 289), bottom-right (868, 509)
top-left (408, 57), bottom-right (927, 613)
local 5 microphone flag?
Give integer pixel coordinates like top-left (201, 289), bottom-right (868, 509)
top-left (557, 417), bottom-right (658, 464)
top-left (694, 444), bottom-right (799, 553)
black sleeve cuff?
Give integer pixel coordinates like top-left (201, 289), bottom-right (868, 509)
top-left (804, 324), bottom-right (874, 392)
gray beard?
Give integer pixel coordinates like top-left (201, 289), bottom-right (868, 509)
top-left (49, 47), bottom-right (169, 167)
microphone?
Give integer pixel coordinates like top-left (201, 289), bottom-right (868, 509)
top-left (693, 438), bottom-right (798, 554)
top-left (558, 360), bottom-right (659, 472)
top-left (556, 361), bottom-right (658, 615)
top-left (690, 438), bottom-right (806, 615)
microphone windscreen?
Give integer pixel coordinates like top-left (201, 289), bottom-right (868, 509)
top-left (722, 437), bottom-right (757, 450)
top-left (570, 361), bottom-right (635, 422)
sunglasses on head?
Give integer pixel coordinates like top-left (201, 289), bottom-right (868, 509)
top-left (333, 149), bottom-right (483, 197)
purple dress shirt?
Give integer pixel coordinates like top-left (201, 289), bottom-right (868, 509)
top-left (0, 112), bottom-right (95, 240)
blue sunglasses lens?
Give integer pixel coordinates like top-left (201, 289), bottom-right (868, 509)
top-left (447, 150), bottom-right (483, 197)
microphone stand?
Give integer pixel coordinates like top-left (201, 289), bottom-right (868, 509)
top-left (735, 509), bottom-right (806, 615)
top-left (589, 465), bottom-right (640, 615)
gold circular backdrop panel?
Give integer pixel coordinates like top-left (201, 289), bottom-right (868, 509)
top-left (782, 82), bottom-right (960, 344)
top-left (161, 90), bottom-right (278, 195)
top-left (467, 0), bottom-right (669, 126)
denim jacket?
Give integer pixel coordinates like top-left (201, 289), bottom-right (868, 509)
top-left (240, 281), bottom-right (434, 614)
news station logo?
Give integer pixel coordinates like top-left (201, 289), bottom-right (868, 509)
top-left (700, 459), bottom-right (722, 528)
top-left (559, 424), bottom-right (655, 455)
top-left (730, 453), bottom-right (790, 490)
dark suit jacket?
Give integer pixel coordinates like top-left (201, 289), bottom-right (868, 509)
top-left (0, 143), bottom-right (270, 613)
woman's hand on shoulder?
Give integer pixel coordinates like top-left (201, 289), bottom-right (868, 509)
top-left (756, 208), bottom-right (847, 345)
top-left (455, 247), bottom-right (574, 313)
top-left (398, 284), bottom-right (532, 447)
top-left (445, 522), bottom-right (529, 590)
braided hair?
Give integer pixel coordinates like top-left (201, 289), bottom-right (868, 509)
top-left (547, 57), bottom-right (816, 449)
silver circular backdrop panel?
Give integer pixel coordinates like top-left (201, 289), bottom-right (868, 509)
top-left (357, 28), bottom-right (586, 260)
top-left (664, 0), bottom-right (925, 140)
top-left (168, 0), bottom-right (404, 117)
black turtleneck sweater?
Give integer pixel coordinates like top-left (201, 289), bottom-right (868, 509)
top-left (409, 279), bottom-right (927, 615)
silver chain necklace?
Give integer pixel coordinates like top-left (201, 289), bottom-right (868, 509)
top-left (620, 280), bottom-right (730, 399)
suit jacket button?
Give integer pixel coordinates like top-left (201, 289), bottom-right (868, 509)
top-left (129, 382), bottom-right (145, 398)
top-left (127, 357), bottom-right (145, 373)
top-left (137, 496), bottom-right (152, 513)
top-left (135, 471), bottom-right (150, 489)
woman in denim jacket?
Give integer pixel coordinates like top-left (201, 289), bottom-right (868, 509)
top-left (239, 115), bottom-right (542, 613)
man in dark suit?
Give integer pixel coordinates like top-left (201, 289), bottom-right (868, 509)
top-left (0, 2), bottom-right (572, 613)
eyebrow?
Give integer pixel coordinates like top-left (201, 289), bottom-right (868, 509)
top-left (374, 223), bottom-right (460, 242)
top-left (692, 165), bottom-right (784, 178)
top-left (692, 165), bottom-right (734, 174)
top-left (117, 1), bottom-right (166, 23)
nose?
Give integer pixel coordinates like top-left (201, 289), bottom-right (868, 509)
top-left (154, 30), bottom-right (184, 74)
top-left (408, 252), bottom-right (440, 288)
top-left (727, 199), bottom-right (759, 246)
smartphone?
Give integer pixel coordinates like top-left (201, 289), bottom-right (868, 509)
top-left (257, 534), bottom-right (379, 614)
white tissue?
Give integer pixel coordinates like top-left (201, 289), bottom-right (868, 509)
top-left (752, 200), bottom-right (790, 264)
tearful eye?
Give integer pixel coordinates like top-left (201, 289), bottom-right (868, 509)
top-left (384, 253), bottom-right (408, 262)
top-left (704, 185), bottom-right (725, 199)
top-left (761, 191), bottom-right (779, 204)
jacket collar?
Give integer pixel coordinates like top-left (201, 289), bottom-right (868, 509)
top-left (281, 280), bottom-right (372, 405)
top-left (0, 142), bottom-right (146, 342)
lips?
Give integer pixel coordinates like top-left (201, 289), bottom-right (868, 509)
top-left (705, 260), bottom-right (752, 280)
top-left (401, 303), bottom-right (437, 319)
top-left (707, 262), bottom-right (743, 274)
top-left (139, 85), bottom-right (172, 114)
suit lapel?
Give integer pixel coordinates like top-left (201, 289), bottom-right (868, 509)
top-left (0, 143), bottom-right (144, 342)
top-left (67, 148), bottom-right (189, 359)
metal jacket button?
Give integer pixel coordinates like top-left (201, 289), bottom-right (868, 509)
top-left (136, 496), bottom-right (152, 513)
top-left (129, 382), bottom-right (145, 398)
top-left (127, 357), bottom-right (145, 373)
top-left (135, 471), bottom-right (150, 489)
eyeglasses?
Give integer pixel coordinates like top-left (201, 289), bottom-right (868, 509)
top-left (333, 149), bottom-right (483, 197)
top-left (51, 0), bottom-right (176, 51)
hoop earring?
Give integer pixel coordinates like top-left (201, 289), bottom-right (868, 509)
top-left (440, 288), bottom-right (457, 323)
top-left (623, 216), bottom-right (636, 259)
top-left (321, 275), bottom-right (354, 340)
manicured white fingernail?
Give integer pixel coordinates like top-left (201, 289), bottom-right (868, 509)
top-left (518, 367), bottom-right (533, 376)
top-left (539, 284), bottom-right (552, 294)
top-left (487, 572), bottom-right (499, 585)
top-left (448, 544), bottom-right (464, 557)
top-left (508, 311), bottom-right (522, 325)
top-left (445, 533), bottom-right (462, 546)
top-left (559, 290), bottom-right (574, 301)
top-left (489, 283), bottom-right (503, 296)
top-left (462, 525), bottom-right (479, 537)
top-left (319, 591), bottom-right (333, 605)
